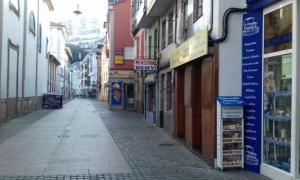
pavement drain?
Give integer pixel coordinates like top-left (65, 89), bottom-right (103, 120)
top-left (80, 134), bottom-right (99, 138)
top-left (57, 135), bottom-right (70, 138)
top-left (159, 143), bottom-right (175, 147)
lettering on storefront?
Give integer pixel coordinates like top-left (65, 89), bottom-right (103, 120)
top-left (170, 28), bottom-right (208, 69)
top-left (109, 70), bottom-right (134, 78)
top-left (242, 11), bottom-right (262, 173)
top-left (134, 60), bottom-right (158, 71)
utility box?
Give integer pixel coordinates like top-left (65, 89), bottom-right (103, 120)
top-left (216, 96), bottom-right (244, 170)
top-left (42, 93), bottom-right (63, 109)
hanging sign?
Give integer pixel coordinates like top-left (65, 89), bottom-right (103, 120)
top-left (134, 60), bottom-right (158, 71)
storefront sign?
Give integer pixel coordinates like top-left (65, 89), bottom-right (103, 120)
top-left (110, 70), bottom-right (134, 78)
top-left (242, 11), bottom-right (262, 173)
top-left (247, 0), bottom-right (281, 10)
top-left (134, 60), bottom-right (158, 71)
top-left (115, 55), bottom-right (124, 64)
top-left (115, 48), bottom-right (124, 64)
top-left (170, 29), bottom-right (208, 69)
top-left (111, 82), bottom-right (122, 106)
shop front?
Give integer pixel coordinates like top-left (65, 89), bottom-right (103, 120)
top-left (145, 73), bottom-right (157, 124)
top-left (134, 59), bottom-right (158, 124)
top-left (170, 28), bottom-right (218, 164)
top-left (109, 70), bottom-right (135, 111)
top-left (242, 0), bottom-right (299, 179)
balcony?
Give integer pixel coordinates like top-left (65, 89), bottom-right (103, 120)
top-left (146, 0), bottom-right (174, 16)
top-left (131, 0), bottom-right (155, 33)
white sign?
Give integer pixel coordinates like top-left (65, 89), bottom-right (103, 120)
top-left (134, 60), bottom-right (158, 71)
top-left (222, 106), bottom-right (243, 118)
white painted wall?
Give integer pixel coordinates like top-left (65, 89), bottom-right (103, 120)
top-left (0, 0), bottom-right (53, 99)
top-left (212, 0), bottom-right (245, 96)
top-left (1, 0), bottom-right (25, 99)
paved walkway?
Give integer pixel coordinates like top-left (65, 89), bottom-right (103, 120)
top-left (0, 99), bottom-right (270, 180)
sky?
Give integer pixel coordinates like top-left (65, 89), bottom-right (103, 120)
top-left (50, 0), bottom-right (108, 24)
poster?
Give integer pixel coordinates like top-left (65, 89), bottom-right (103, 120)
top-left (282, 54), bottom-right (292, 79)
top-left (242, 11), bottom-right (262, 173)
top-left (111, 82), bottom-right (122, 106)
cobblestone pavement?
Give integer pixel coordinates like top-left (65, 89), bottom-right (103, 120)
top-left (0, 99), bottom-right (270, 180)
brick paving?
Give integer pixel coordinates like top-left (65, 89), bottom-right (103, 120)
top-left (0, 99), bottom-right (271, 180)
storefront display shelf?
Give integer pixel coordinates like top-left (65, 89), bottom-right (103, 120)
top-left (265, 113), bottom-right (291, 122)
top-left (264, 137), bottom-right (290, 146)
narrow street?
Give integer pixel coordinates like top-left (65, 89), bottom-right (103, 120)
top-left (0, 99), bottom-right (269, 180)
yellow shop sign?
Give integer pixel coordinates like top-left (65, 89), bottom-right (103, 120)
top-left (170, 28), bottom-right (208, 69)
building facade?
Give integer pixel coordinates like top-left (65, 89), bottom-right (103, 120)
top-left (49, 22), bottom-right (71, 100)
top-left (0, 0), bottom-right (54, 123)
top-left (105, 0), bottom-right (135, 110)
top-left (241, 0), bottom-right (300, 179)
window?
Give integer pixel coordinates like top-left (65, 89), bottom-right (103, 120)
top-left (29, 12), bottom-right (36, 35)
top-left (46, 37), bottom-right (49, 58)
top-left (148, 36), bottom-right (152, 59)
top-left (38, 24), bottom-right (42, 53)
top-left (161, 20), bottom-right (166, 49)
top-left (168, 11), bottom-right (174, 44)
top-left (154, 29), bottom-right (158, 58)
top-left (263, 4), bottom-right (292, 173)
top-left (193, 0), bottom-right (203, 22)
top-left (166, 72), bottom-right (172, 111)
top-left (9, 0), bottom-right (20, 17)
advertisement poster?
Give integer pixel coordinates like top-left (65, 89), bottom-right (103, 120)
top-left (242, 11), bottom-right (262, 173)
top-left (111, 82), bottom-right (123, 106)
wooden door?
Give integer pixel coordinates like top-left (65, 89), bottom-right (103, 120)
top-left (201, 58), bottom-right (216, 160)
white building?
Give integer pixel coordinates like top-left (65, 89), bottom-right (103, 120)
top-left (49, 22), bottom-right (71, 100)
top-left (0, 0), bottom-right (54, 123)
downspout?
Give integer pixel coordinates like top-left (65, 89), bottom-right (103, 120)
top-left (208, 7), bottom-right (247, 44)
top-left (0, 0), bottom-right (3, 100)
top-left (35, 0), bottom-right (40, 108)
top-left (22, 0), bottom-right (28, 113)
top-left (175, 0), bottom-right (178, 45)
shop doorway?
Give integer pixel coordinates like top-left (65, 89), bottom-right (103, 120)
top-left (124, 83), bottom-right (135, 109)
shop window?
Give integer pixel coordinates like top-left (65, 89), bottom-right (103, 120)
top-left (166, 72), bottom-right (172, 111)
top-left (161, 20), bottom-right (166, 50)
top-left (149, 84), bottom-right (155, 112)
top-left (168, 11), bottom-right (174, 45)
top-left (264, 4), bottom-right (292, 54)
top-left (263, 4), bottom-right (292, 173)
top-left (29, 12), bottom-right (36, 35)
top-left (160, 74), bottom-right (165, 110)
top-left (193, 0), bottom-right (203, 22)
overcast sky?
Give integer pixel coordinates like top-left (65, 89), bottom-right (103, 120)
top-left (50, 0), bottom-right (108, 23)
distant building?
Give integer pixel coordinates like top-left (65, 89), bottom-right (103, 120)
top-left (49, 22), bottom-right (72, 100)
top-left (104, 0), bottom-right (135, 110)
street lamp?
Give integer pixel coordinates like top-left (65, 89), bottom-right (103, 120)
top-left (73, 4), bottom-right (82, 15)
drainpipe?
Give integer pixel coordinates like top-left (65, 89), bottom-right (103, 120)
top-left (0, 0), bottom-right (3, 100)
top-left (208, 7), bottom-right (247, 44)
top-left (35, 0), bottom-right (40, 107)
top-left (21, 0), bottom-right (28, 113)
top-left (175, 0), bottom-right (178, 45)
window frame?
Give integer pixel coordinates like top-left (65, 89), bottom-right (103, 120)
top-left (9, 0), bottom-right (20, 17)
top-left (168, 11), bottom-right (174, 45)
top-left (193, 0), bottom-right (203, 23)
top-left (161, 19), bottom-right (167, 50)
top-left (29, 12), bottom-right (36, 35)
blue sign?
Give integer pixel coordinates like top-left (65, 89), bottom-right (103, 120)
top-left (111, 82), bottom-right (123, 106)
top-left (216, 96), bottom-right (244, 106)
top-left (242, 11), bottom-right (262, 173)
top-left (247, 0), bottom-right (282, 10)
